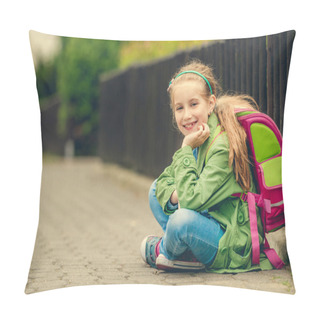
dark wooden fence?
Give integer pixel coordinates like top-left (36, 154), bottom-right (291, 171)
top-left (98, 30), bottom-right (295, 178)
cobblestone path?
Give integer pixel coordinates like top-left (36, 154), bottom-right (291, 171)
top-left (25, 158), bottom-right (294, 294)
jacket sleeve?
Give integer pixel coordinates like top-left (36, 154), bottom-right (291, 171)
top-left (169, 137), bottom-right (238, 212)
top-left (155, 161), bottom-right (179, 214)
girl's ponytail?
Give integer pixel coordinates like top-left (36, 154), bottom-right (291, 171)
top-left (214, 95), bottom-right (259, 192)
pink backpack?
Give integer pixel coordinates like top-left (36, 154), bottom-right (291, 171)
top-left (232, 109), bottom-right (286, 269)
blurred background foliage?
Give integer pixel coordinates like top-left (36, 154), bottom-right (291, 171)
top-left (118, 40), bottom-right (211, 69)
top-left (56, 37), bottom-right (120, 155)
top-left (33, 32), bottom-right (210, 155)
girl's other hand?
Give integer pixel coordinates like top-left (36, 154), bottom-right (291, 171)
top-left (182, 123), bottom-right (210, 149)
top-left (170, 190), bottom-right (179, 205)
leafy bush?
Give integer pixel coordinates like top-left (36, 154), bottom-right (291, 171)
top-left (56, 37), bottom-right (120, 155)
top-left (119, 40), bottom-right (211, 69)
top-left (36, 37), bottom-right (209, 155)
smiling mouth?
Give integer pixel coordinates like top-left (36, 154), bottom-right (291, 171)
top-left (183, 121), bottom-right (197, 130)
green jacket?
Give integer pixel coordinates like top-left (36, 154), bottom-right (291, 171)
top-left (155, 114), bottom-right (273, 273)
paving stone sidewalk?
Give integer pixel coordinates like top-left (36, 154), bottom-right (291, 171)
top-left (25, 157), bottom-right (295, 294)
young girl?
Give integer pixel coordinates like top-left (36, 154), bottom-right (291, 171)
top-left (140, 60), bottom-right (275, 273)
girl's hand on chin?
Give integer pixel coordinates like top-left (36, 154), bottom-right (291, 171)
top-left (182, 123), bottom-right (210, 149)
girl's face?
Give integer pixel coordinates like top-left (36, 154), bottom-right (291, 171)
top-left (172, 80), bottom-right (215, 136)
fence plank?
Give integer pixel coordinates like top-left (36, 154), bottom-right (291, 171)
top-left (240, 39), bottom-right (247, 94)
top-left (252, 37), bottom-right (259, 102)
top-left (258, 36), bottom-right (267, 113)
top-left (266, 35), bottom-right (274, 118)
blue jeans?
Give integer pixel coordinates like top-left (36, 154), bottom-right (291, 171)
top-left (149, 180), bottom-right (225, 266)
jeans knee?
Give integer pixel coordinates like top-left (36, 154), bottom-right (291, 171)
top-left (168, 209), bottom-right (197, 233)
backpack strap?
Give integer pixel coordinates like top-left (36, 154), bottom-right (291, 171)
top-left (247, 192), bottom-right (260, 265)
top-left (263, 239), bottom-right (286, 269)
top-left (232, 192), bottom-right (261, 264)
top-left (232, 192), bottom-right (285, 269)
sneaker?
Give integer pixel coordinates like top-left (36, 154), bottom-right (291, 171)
top-left (156, 252), bottom-right (206, 271)
top-left (140, 235), bottom-right (161, 268)
top-left (141, 235), bottom-right (206, 271)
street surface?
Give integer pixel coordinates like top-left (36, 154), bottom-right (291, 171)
top-left (25, 158), bottom-right (294, 294)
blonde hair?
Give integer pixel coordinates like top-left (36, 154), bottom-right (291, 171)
top-left (168, 59), bottom-right (220, 107)
top-left (214, 94), bottom-right (260, 191)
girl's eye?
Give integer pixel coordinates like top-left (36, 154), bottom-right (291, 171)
top-left (191, 102), bottom-right (198, 107)
top-left (176, 106), bottom-right (183, 111)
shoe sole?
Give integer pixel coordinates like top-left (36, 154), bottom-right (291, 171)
top-left (140, 236), bottom-right (149, 263)
top-left (156, 254), bottom-right (206, 271)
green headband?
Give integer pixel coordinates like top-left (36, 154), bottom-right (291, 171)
top-left (168, 70), bottom-right (213, 95)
